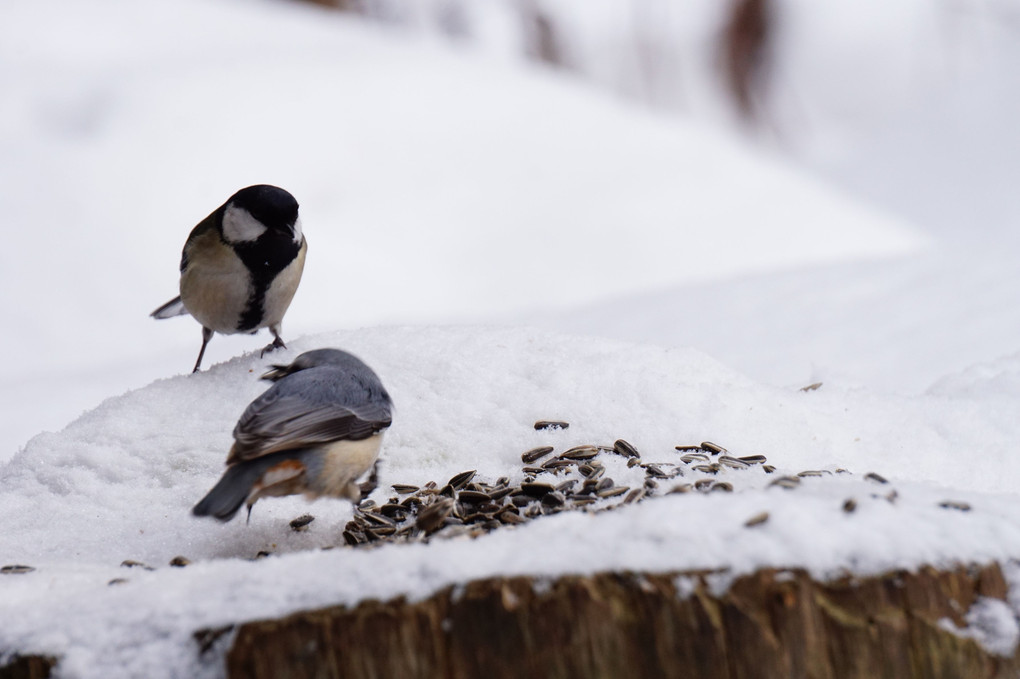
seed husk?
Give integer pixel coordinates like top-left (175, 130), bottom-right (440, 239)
top-left (692, 464), bottom-right (719, 475)
top-left (613, 439), bottom-right (640, 458)
top-left (680, 453), bottom-right (710, 464)
top-left (560, 445), bottom-right (599, 460)
top-left (521, 446), bottom-right (554, 464)
top-left (120, 560), bottom-right (154, 571)
top-left (458, 490), bottom-right (492, 504)
top-left (627, 457), bottom-right (642, 468)
top-left (644, 464), bottom-right (670, 478)
top-left (534, 420), bottom-right (569, 431)
top-left (864, 472), bottom-right (888, 484)
top-left (169, 556), bottom-right (191, 567)
top-left (939, 500), bottom-right (971, 512)
top-left (738, 455), bottom-right (767, 464)
top-left (797, 470), bottom-right (827, 478)
top-left (769, 476), bottom-right (801, 489)
top-left (541, 491), bottom-right (566, 507)
top-left (800, 382), bottom-right (823, 392)
top-left (624, 488), bottom-right (645, 503)
top-left (711, 482), bottom-right (733, 492)
top-left (694, 479), bottom-right (715, 491)
top-left (718, 455), bottom-right (750, 470)
top-left (521, 482), bottom-right (556, 497)
top-left (416, 498), bottom-right (455, 534)
top-left (1, 564), bottom-right (35, 575)
top-left (700, 441), bottom-right (726, 455)
top-left (391, 484), bottom-right (420, 495)
top-left (744, 511), bottom-right (769, 527)
top-left (289, 514), bottom-right (315, 531)
top-left (762, 465), bottom-right (776, 474)
top-left (448, 470), bottom-right (477, 490)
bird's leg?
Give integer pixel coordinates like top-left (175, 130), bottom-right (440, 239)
top-left (358, 460), bottom-right (381, 498)
top-left (260, 327), bottom-right (287, 358)
top-left (192, 327), bottom-right (214, 373)
top-left (246, 502), bottom-right (255, 525)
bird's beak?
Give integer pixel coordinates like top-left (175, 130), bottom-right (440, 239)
top-left (260, 365), bottom-right (292, 381)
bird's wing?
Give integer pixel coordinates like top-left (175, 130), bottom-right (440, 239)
top-left (180, 211), bottom-right (221, 273)
top-left (227, 386), bottom-right (392, 464)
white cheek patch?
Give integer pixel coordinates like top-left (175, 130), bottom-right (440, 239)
top-left (222, 204), bottom-right (267, 243)
top-left (292, 217), bottom-right (303, 243)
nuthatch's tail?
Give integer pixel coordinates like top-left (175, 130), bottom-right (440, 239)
top-left (192, 451), bottom-right (309, 521)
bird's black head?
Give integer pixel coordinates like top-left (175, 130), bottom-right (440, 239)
top-left (228, 185), bottom-right (299, 235)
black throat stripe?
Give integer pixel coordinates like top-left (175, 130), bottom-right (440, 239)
top-left (234, 234), bottom-right (302, 332)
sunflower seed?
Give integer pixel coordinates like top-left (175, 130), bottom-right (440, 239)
top-left (674, 445), bottom-right (704, 452)
top-left (458, 490), bottom-right (492, 504)
top-left (361, 511), bottom-right (396, 527)
top-left (624, 488), bottom-right (645, 503)
top-left (939, 500), bottom-right (971, 512)
top-left (710, 482), bottom-right (733, 492)
top-left (797, 470), bottom-right (827, 478)
top-left (342, 531), bottom-right (363, 545)
top-left (843, 498), bottom-right (857, 513)
top-left (680, 453), bottom-right (709, 464)
top-left (522, 466), bottom-right (546, 475)
top-left (644, 464), bottom-right (670, 479)
top-left (864, 472), bottom-right (888, 484)
top-left (534, 420), bottom-right (569, 431)
top-left (289, 514), bottom-right (315, 531)
top-left (597, 485), bottom-right (629, 499)
top-left (108, 578), bottom-right (128, 586)
top-left (542, 459), bottom-right (576, 470)
top-left (719, 455), bottom-right (750, 470)
top-left (669, 483), bottom-right (693, 494)
top-left (416, 498), bottom-right (455, 534)
top-left (627, 457), bottom-right (642, 468)
top-left (744, 511), bottom-right (769, 527)
top-left (1, 565), bottom-right (35, 575)
top-left (170, 556), bottom-right (191, 567)
top-left (391, 484), bottom-right (420, 495)
top-left (701, 441), bottom-right (726, 455)
top-left (521, 446), bottom-right (554, 464)
top-left (560, 445), bottom-right (599, 460)
top-left (378, 503), bottom-right (409, 519)
top-left (556, 479), bottom-right (577, 493)
top-left (769, 476), bottom-right (801, 489)
top-left (487, 486), bottom-right (514, 501)
top-left (762, 465), bottom-right (776, 474)
top-left (542, 491), bottom-right (566, 507)
top-left (499, 511), bottom-right (528, 525)
top-left (521, 482), bottom-right (556, 497)
top-left (448, 470), bottom-right (477, 490)
top-left (738, 455), bottom-right (767, 464)
top-left (694, 479), bottom-right (715, 491)
top-left (121, 560), bottom-right (154, 571)
top-left (595, 477), bottom-right (615, 492)
top-left (613, 439), bottom-right (640, 458)
top-left (693, 464), bottom-right (719, 475)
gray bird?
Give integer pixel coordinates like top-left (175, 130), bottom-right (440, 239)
top-left (192, 349), bottom-right (393, 522)
top-left (151, 185), bottom-right (307, 373)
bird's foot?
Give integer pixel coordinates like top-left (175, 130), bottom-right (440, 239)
top-left (260, 335), bottom-right (286, 358)
top-left (357, 461), bottom-right (381, 499)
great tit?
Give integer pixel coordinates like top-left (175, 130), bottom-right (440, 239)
top-left (192, 348), bottom-right (393, 522)
top-left (151, 185), bottom-right (307, 373)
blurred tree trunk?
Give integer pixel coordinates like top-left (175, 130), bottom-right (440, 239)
top-left (225, 563), bottom-right (1018, 679)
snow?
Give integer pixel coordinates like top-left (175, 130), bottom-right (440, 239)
top-left (4, 0), bottom-right (1020, 675)
top-left (0, 0), bottom-right (923, 459)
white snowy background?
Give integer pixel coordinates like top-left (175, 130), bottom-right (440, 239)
top-left (3, 0), bottom-right (1020, 676)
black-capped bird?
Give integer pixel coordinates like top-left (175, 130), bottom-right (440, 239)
top-left (151, 185), bottom-right (307, 373)
top-left (192, 349), bottom-right (393, 522)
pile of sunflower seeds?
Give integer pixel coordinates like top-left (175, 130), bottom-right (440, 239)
top-left (340, 437), bottom-right (773, 548)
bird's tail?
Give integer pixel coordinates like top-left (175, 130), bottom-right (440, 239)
top-left (151, 296), bottom-right (189, 319)
top-left (192, 450), bottom-right (312, 521)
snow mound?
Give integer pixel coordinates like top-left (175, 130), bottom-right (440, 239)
top-left (3, 326), bottom-right (1020, 678)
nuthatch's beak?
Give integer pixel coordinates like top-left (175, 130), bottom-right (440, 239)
top-left (260, 365), bottom-right (293, 381)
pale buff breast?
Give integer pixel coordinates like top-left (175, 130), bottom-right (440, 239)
top-left (262, 239), bottom-right (307, 329)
